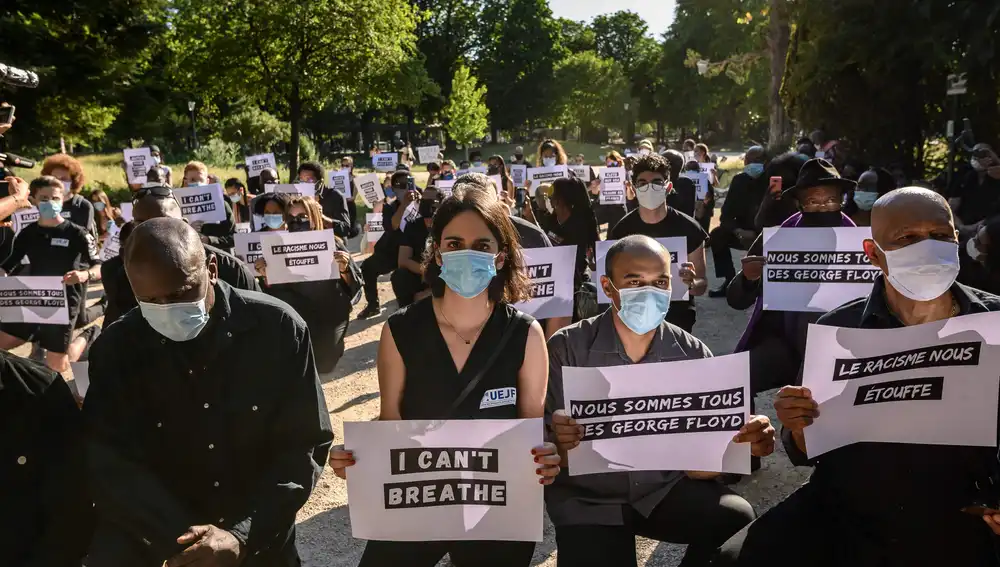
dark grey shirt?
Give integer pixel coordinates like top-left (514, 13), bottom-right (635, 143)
top-left (544, 309), bottom-right (713, 527)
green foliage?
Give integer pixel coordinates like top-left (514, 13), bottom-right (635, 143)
top-left (552, 52), bottom-right (630, 141)
top-left (218, 106), bottom-right (289, 154)
top-left (558, 19), bottom-right (597, 54)
top-left (34, 95), bottom-right (120, 147)
top-left (298, 135), bottom-right (318, 162)
top-left (193, 138), bottom-right (241, 167)
top-left (592, 11), bottom-right (651, 75)
top-left (443, 65), bottom-right (489, 149)
top-left (412, 0), bottom-right (481, 117)
top-left (477, 0), bottom-right (565, 132)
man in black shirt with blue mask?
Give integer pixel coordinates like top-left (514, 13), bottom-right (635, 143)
top-left (84, 217), bottom-right (332, 567)
top-left (716, 187), bottom-right (1000, 567)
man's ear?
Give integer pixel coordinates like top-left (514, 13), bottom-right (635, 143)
top-left (207, 254), bottom-right (219, 284)
top-left (600, 275), bottom-right (616, 306)
top-left (862, 239), bottom-right (885, 272)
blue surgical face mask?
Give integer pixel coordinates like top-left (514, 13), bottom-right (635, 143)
top-left (744, 163), bottom-right (765, 178)
top-left (139, 295), bottom-right (211, 342)
top-left (612, 284), bottom-right (671, 335)
top-left (853, 190), bottom-right (879, 211)
top-left (438, 249), bottom-right (498, 299)
top-left (38, 199), bottom-right (63, 220)
top-left (473, 161), bottom-right (483, 168)
top-left (228, 192), bottom-right (242, 203)
top-left (187, 182), bottom-right (204, 187)
top-left (263, 214), bottom-right (284, 229)
top-left (93, 201), bottom-right (106, 212)
top-left (441, 172), bottom-right (454, 180)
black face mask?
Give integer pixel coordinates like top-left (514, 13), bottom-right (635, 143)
top-left (418, 199), bottom-right (436, 218)
top-left (287, 216), bottom-right (312, 232)
top-left (487, 165), bottom-right (500, 175)
top-left (799, 210), bottom-right (843, 227)
top-left (514, 154), bottom-right (523, 161)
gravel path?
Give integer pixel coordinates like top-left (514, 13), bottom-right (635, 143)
top-left (295, 237), bottom-right (814, 566)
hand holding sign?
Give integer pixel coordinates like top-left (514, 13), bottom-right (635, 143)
top-left (551, 409), bottom-right (584, 453)
top-left (330, 446), bottom-right (355, 480)
top-left (531, 443), bottom-right (560, 485)
top-left (732, 415), bottom-right (776, 457)
top-left (741, 255), bottom-right (767, 281)
top-left (774, 386), bottom-right (819, 455)
top-left (678, 262), bottom-right (696, 288)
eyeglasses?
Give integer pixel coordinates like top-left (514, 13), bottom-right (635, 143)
top-left (635, 182), bottom-right (668, 193)
top-left (133, 186), bottom-right (173, 201)
top-left (800, 197), bottom-right (842, 212)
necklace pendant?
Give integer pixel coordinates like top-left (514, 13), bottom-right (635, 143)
top-left (464, 340), bottom-right (471, 345)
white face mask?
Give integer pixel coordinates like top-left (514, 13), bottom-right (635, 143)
top-left (636, 183), bottom-right (668, 210)
top-left (639, 148), bottom-right (651, 156)
top-left (877, 239), bottom-right (960, 302)
top-left (542, 157), bottom-right (557, 167)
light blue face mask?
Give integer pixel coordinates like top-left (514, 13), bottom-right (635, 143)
top-left (93, 201), bottom-right (106, 212)
top-left (228, 192), bottom-right (242, 203)
top-left (613, 284), bottom-right (671, 335)
top-left (139, 296), bottom-right (210, 342)
top-left (439, 249), bottom-right (498, 299)
top-left (853, 190), bottom-right (879, 211)
top-left (744, 163), bottom-right (765, 178)
top-left (38, 199), bottom-right (63, 220)
top-left (263, 214), bottom-right (284, 229)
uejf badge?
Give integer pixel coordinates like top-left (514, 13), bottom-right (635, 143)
top-left (480, 387), bottom-right (517, 410)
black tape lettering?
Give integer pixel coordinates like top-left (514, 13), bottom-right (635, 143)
top-left (525, 263), bottom-right (553, 279)
top-left (833, 342), bottom-right (981, 381)
top-left (569, 386), bottom-right (744, 418)
top-left (271, 242), bottom-right (329, 255)
top-left (854, 376), bottom-right (944, 406)
top-left (528, 281), bottom-right (555, 298)
top-left (384, 479), bottom-right (506, 509)
top-left (389, 448), bottom-right (499, 475)
top-left (285, 256), bottom-right (318, 267)
top-left (580, 412), bottom-right (745, 441)
top-left (766, 251), bottom-right (870, 265)
top-left (767, 268), bottom-right (877, 283)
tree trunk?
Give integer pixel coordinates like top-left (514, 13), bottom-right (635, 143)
top-left (406, 108), bottom-right (415, 143)
top-left (767, 0), bottom-right (792, 150)
top-left (288, 81), bottom-right (302, 182)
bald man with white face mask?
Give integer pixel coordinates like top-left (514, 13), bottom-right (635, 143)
top-left (715, 187), bottom-right (1000, 567)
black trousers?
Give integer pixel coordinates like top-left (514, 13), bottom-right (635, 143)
top-left (390, 268), bottom-right (425, 308)
top-left (712, 481), bottom-right (998, 567)
top-left (554, 477), bottom-right (754, 567)
top-left (359, 540), bottom-right (534, 567)
top-left (709, 226), bottom-right (748, 282)
top-left (361, 253), bottom-right (397, 307)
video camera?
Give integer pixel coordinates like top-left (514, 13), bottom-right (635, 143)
top-left (0, 63), bottom-right (39, 89)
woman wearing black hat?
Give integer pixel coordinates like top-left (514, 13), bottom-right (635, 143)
top-left (727, 158), bottom-right (858, 419)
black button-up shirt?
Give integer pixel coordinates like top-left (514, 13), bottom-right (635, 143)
top-left (0, 351), bottom-right (93, 567)
top-left (544, 309), bottom-right (713, 527)
top-left (783, 277), bottom-right (1000, 565)
top-left (83, 282), bottom-right (333, 566)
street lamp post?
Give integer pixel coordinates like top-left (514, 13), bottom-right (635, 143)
top-left (188, 101), bottom-right (199, 149)
top-left (695, 60), bottom-right (710, 139)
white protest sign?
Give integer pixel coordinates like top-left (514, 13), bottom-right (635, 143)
top-left (366, 213), bottom-right (385, 244)
top-left (417, 145), bottom-right (440, 164)
top-left (436, 179), bottom-right (455, 198)
top-left (120, 202), bottom-right (133, 223)
top-left (596, 237), bottom-right (689, 303)
top-left (123, 148), bottom-right (152, 184)
top-left (70, 361), bottom-right (90, 399)
top-left (527, 165), bottom-right (568, 188)
top-left (763, 227), bottom-right (878, 313)
top-left (814, 150), bottom-right (827, 160)
top-left (251, 215), bottom-right (265, 232)
top-left (681, 172), bottom-right (711, 200)
top-left (456, 169), bottom-right (470, 178)
top-left (328, 170), bottom-right (352, 198)
top-left (260, 229), bottom-right (337, 285)
top-left (801, 312), bottom-right (1000, 458)
top-left (0, 276), bottom-right (69, 324)
top-left (13, 207), bottom-right (38, 234)
top-left (100, 222), bottom-right (122, 261)
top-left (234, 232), bottom-right (267, 266)
top-left (469, 166), bottom-right (488, 175)
top-left (399, 201), bottom-right (420, 231)
top-left (373, 152), bottom-right (399, 172)
top-left (488, 174), bottom-right (503, 195)
top-left (172, 184), bottom-right (227, 224)
top-left (569, 165), bottom-right (591, 182)
top-left (510, 165), bottom-right (527, 188)
top-left (264, 183), bottom-right (317, 199)
top-left (513, 246), bottom-right (576, 319)
top-left (355, 173), bottom-right (386, 207)
top-left (235, 222), bottom-right (251, 234)
top-left (245, 153), bottom-right (277, 178)
top-left (699, 162), bottom-right (716, 173)
top-left (562, 352), bottom-right (751, 476)
top-left (344, 418), bottom-right (544, 542)
top-left (600, 167), bottom-right (626, 205)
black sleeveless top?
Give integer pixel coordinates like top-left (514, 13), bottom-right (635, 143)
top-left (389, 298), bottom-right (534, 420)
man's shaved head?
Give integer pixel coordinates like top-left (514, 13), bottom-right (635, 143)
top-left (606, 235), bottom-right (671, 280)
top-left (870, 187), bottom-right (953, 248)
top-left (124, 218), bottom-right (217, 306)
top-left (133, 193), bottom-right (182, 223)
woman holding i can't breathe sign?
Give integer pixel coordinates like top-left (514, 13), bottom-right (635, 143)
top-left (330, 179), bottom-right (560, 567)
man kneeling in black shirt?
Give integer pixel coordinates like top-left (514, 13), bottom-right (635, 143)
top-left (0, 176), bottom-right (101, 373)
top-left (101, 185), bottom-right (259, 328)
top-left (391, 188), bottom-right (440, 307)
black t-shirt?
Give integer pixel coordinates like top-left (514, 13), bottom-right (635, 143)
top-left (61, 194), bottom-right (96, 234)
top-left (608, 207), bottom-right (708, 316)
top-left (667, 177), bottom-right (697, 218)
top-left (956, 171), bottom-right (1000, 225)
top-left (401, 218), bottom-right (430, 261)
top-left (373, 199), bottom-right (402, 258)
top-left (1, 221), bottom-right (101, 321)
top-left (511, 216), bottom-right (551, 249)
top-left (543, 212), bottom-right (598, 284)
top-left (318, 187), bottom-right (352, 238)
